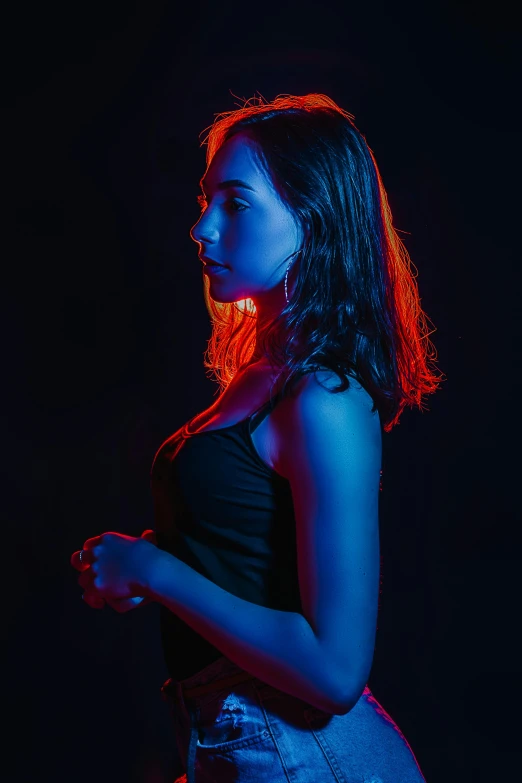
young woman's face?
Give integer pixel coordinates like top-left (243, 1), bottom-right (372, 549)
top-left (190, 133), bottom-right (304, 307)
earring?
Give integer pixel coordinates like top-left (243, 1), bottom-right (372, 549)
top-left (284, 248), bottom-right (303, 304)
top-left (284, 260), bottom-right (293, 304)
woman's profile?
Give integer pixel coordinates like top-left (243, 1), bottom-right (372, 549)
top-left (71, 93), bottom-right (443, 782)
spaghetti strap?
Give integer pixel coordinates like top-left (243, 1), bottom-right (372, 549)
top-left (249, 392), bottom-right (281, 434)
top-left (249, 365), bottom-right (321, 434)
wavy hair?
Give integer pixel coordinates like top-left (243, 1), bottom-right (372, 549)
top-left (197, 92), bottom-right (444, 432)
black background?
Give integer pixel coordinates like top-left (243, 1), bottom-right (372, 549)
top-left (4, 1), bottom-right (521, 781)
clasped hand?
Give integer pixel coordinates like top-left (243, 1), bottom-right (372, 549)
top-left (70, 529), bottom-right (157, 612)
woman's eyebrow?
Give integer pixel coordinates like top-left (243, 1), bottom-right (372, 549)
top-left (200, 177), bottom-right (256, 193)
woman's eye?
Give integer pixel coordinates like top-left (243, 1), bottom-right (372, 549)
top-left (196, 195), bottom-right (246, 213)
top-left (228, 199), bottom-right (247, 212)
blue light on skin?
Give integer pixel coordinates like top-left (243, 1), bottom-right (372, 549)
top-left (190, 133), bottom-right (307, 348)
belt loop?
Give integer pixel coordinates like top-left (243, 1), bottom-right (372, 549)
top-left (160, 677), bottom-right (178, 703)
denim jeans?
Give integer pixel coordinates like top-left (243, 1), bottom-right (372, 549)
top-left (160, 655), bottom-right (426, 783)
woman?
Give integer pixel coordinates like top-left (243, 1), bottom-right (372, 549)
top-left (71, 93), bottom-right (442, 782)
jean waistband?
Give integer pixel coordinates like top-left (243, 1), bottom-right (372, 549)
top-left (162, 669), bottom-right (256, 702)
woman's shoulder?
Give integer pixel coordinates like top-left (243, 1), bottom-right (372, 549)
top-left (273, 364), bottom-right (378, 444)
top-left (271, 364), bottom-right (381, 480)
top-left (288, 364), bottom-right (372, 407)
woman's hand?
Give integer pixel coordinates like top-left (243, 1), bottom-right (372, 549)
top-left (71, 528), bottom-right (158, 611)
top-left (104, 594), bottom-right (154, 613)
top-left (140, 529), bottom-right (157, 547)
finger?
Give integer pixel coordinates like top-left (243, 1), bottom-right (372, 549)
top-left (70, 549), bottom-right (93, 572)
top-left (78, 569), bottom-right (97, 590)
top-left (78, 570), bottom-right (134, 601)
top-left (82, 592), bottom-right (106, 609)
top-left (83, 535), bottom-right (103, 550)
top-left (105, 596), bottom-right (146, 613)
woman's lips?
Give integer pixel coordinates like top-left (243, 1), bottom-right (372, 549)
top-left (203, 263), bottom-right (229, 275)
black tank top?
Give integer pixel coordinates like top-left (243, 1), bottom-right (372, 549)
top-left (149, 386), bottom-right (301, 682)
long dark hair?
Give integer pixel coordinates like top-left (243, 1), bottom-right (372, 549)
top-left (198, 93), bottom-right (444, 432)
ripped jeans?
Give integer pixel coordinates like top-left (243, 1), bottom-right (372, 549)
top-left (160, 655), bottom-right (426, 783)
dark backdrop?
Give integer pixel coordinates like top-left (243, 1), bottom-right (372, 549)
top-left (4, 1), bottom-right (520, 781)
